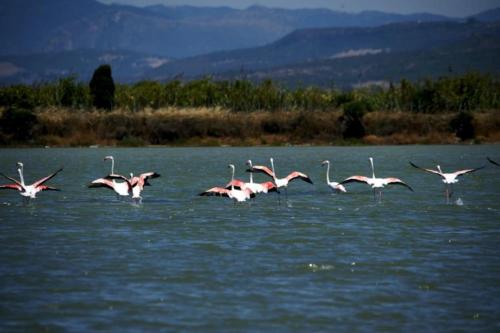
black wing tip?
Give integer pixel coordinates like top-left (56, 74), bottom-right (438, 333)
top-left (305, 178), bottom-right (313, 184)
top-left (487, 157), bottom-right (500, 166)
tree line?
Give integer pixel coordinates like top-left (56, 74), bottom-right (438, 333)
top-left (0, 65), bottom-right (499, 113)
top-left (0, 65), bottom-right (499, 145)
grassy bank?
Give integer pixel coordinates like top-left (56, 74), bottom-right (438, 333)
top-left (1, 107), bottom-right (499, 147)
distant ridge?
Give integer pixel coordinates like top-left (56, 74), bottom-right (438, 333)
top-left (1, 0), bottom-right (453, 58)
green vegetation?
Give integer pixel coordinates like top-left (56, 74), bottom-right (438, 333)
top-left (0, 71), bottom-right (499, 146)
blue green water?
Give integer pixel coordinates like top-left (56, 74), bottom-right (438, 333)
top-left (1, 146), bottom-right (499, 332)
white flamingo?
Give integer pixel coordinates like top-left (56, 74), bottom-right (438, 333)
top-left (341, 157), bottom-right (413, 201)
top-left (410, 161), bottom-right (483, 200)
top-left (226, 160), bottom-right (278, 194)
top-left (321, 160), bottom-right (346, 193)
top-left (0, 162), bottom-right (62, 199)
top-left (88, 156), bottom-right (130, 196)
top-left (200, 164), bottom-right (255, 202)
top-left (487, 157), bottom-right (500, 167)
top-left (248, 157), bottom-right (313, 200)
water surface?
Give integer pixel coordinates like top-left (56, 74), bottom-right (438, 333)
top-left (1, 146), bottom-right (499, 332)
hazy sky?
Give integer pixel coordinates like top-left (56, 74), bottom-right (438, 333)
top-left (98, 0), bottom-right (499, 17)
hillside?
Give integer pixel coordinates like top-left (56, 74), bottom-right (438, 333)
top-left (0, 49), bottom-right (169, 84)
top-left (0, 0), bottom-right (451, 58)
top-left (150, 21), bottom-right (500, 84)
top-left (218, 35), bottom-right (500, 88)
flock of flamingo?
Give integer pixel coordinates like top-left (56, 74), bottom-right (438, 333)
top-left (1, 155), bottom-right (498, 204)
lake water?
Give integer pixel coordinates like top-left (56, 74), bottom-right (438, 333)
top-left (1, 146), bottom-right (499, 332)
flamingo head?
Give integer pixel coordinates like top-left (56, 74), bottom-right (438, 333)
top-left (228, 164), bottom-right (235, 170)
top-left (130, 172), bottom-right (134, 179)
top-left (245, 160), bottom-right (252, 167)
top-left (16, 162), bottom-right (23, 168)
top-left (104, 156), bottom-right (113, 161)
top-left (321, 160), bottom-right (329, 166)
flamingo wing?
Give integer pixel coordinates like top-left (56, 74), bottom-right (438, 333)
top-left (105, 173), bottom-right (133, 190)
top-left (246, 165), bottom-right (275, 179)
top-left (340, 175), bottom-right (371, 185)
top-left (0, 173), bottom-right (23, 187)
top-left (32, 168), bottom-right (63, 187)
top-left (0, 184), bottom-right (23, 191)
top-left (88, 178), bottom-right (116, 191)
top-left (453, 166), bottom-right (484, 177)
top-left (286, 171), bottom-right (313, 184)
top-left (261, 181), bottom-right (279, 193)
top-left (140, 172), bottom-right (161, 186)
top-left (384, 178), bottom-right (414, 191)
top-left (409, 162), bottom-right (442, 176)
top-left (37, 185), bottom-right (60, 192)
top-left (487, 157), bottom-right (500, 167)
top-left (225, 179), bottom-right (246, 190)
top-left (199, 187), bottom-right (231, 197)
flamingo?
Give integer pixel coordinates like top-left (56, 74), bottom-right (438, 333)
top-left (247, 157), bottom-right (313, 200)
top-left (321, 160), bottom-right (346, 193)
top-left (340, 157), bottom-right (413, 201)
top-left (409, 161), bottom-right (483, 200)
top-left (106, 172), bottom-right (160, 201)
top-left (487, 157), bottom-right (500, 167)
top-left (0, 162), bottom-right (62, 199)
top-left (226, 160), bottom-right (278, 194)
top-left (88, 156), bottom-right (130, 197)
top-left (200, 164), bottom-right (255, 202)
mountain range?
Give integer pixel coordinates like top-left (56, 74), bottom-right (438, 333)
top-left (0, 0), bottom-right (499, 87)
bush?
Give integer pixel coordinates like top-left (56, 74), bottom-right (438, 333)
top-left (0, 107), bottom-right (38, 142)
top-left (340, 100), bottom-right (369, 139)
top-left (450, 112), bottom-right (475, 141)
top-left (89, 64), bottom-right (115, 110)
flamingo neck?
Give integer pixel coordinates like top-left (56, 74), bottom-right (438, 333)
top-left (18, 167), bottom-right (25, 186)
top-left (110, 158), bottom-right (115, 174)
top-left (248, 161), bottom-right (253, 184)
top-left (325, 162), bottom-right (331, 184)
top-left (230, 166), bottom-right (235, 190)
top-left (370, 158), bottom-right (375, 179)
top-left (270, 159), bottom-right (277, 181)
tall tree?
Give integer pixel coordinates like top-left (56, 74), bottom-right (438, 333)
top-left (89, 64), bottom-right (115, 110)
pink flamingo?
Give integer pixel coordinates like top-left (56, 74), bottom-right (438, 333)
top-left (0, 162), bottom-right (62, 199)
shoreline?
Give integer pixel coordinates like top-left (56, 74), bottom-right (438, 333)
top-left (1, 107), bottom-right (499, 147)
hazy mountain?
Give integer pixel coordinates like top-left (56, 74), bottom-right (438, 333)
top-left (0, 49), bottom-right (169, 84)
top-left (472, 7), bottom-right (500, 22)
top-left (0, 0), bottom-right (452, 58)
top-left (215, 35), bottom-right (500, 88)
top-left (150, 21), bottom-right (500, 80)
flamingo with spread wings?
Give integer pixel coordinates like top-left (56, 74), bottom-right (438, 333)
top-left (88, 156), bottom-right (130, 197)
top-left (105, 172), bottom-right (160, 201)
top-left (0, 162), bottom-right (62, 199)
top-left (247, 157), bottom-right (313, 200)
top-left (409, 161), bottom-right (483, 200)
top-left (225, 160), bottom-right (278, 194)
top-left (341, 157), bottom-right (412, 201)
top-left (200, 164), bottom-right (255, 202)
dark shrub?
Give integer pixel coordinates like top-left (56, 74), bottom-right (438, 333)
top-left (89, 64), bottom-right (115, 110)
top-left (0, 107), bottom-right (38, 142)
top-left (341, 100), bottom-right (369, 139)
top-left (450, 112), bottom-right (475, 141)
